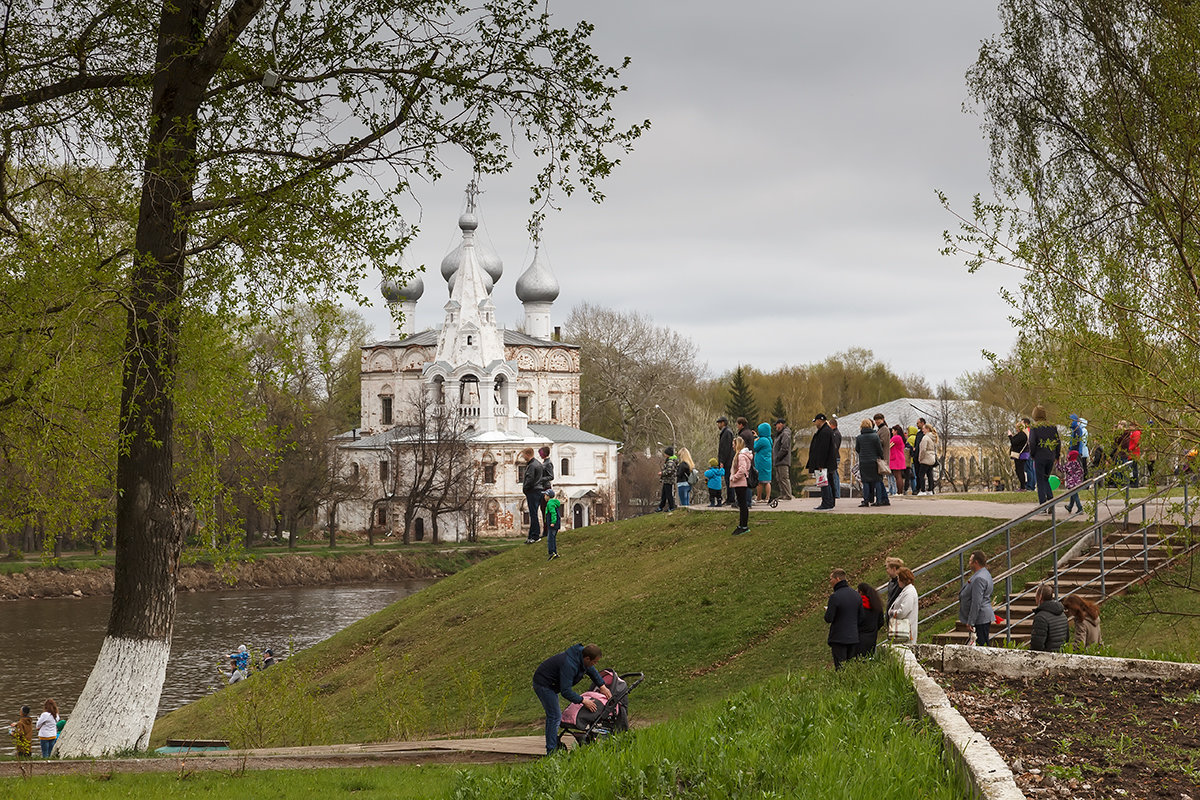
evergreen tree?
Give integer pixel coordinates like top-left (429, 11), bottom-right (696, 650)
top-left (726, 366), bottom-right (760, 424)
top-left (770, 395), bottom-right (788, 424)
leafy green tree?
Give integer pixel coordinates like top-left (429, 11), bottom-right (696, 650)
top-left (943, 0), bottom-right (1200, 454)
top-left (726, 365), bottom-right (760, 424)
top-left (2, 0), bottom-right (643, 755)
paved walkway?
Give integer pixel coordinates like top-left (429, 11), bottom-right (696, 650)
top-left (694, 494), bottom-right (1041, 519)
top-left (0, 735), bottom-right (545, 776)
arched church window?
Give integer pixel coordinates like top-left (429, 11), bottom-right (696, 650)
top-left (380, 395), bottom-right (393, 425)
top-left (560, 458), bottom-right (570, 476)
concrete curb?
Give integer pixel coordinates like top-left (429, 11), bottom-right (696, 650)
top-left (912, 642), bottom-right (1200, 681)
top-left (890, 646), bottom-right (1026, 800)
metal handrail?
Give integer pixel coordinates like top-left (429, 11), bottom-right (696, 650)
top-left (879, 461), bottom-right (1196, 641)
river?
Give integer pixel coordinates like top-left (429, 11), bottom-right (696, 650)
top-left (1, 580), bottom-right (433, 742)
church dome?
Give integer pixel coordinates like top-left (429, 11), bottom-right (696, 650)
top-left (381, 271), bottom-right (424, 303)
top-left (441, 211), bottom-right (503, 291)
top-left (515, 245), bottom-right (559, 303)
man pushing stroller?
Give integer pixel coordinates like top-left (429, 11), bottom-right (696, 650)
top-left (532, 643), bottom-right (612, 755)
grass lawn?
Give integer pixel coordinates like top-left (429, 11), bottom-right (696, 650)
top-left (4, 658), bottom-right (966, 800)
top-left (0, 765), bottom-right (471, 799)
top-left (1089, 548), bottom-right (1200, 662)
top-left (152, 509), bottom-right (1024, 749)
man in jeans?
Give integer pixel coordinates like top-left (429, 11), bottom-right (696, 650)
top-left (523, 450), bottom-right (545, 543)
top-left (773, 418), bottom-right (793, 500)
top-left (532, 643), bottom-right (612, 754)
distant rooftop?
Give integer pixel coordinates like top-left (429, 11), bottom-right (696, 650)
top-left (368, 329), bottom-right (578, 349)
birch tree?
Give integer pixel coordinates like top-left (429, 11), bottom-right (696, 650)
top-left (1, 0), bottom-right (643, 755)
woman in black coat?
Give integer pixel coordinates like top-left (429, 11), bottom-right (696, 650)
top-left (855, 419), bottom-right (886, 507)
top-left (855, 583), bottom-right (886, 658)
top-left (1008, 422), bottom-right (1029, 491)
top-left (1029, 405), bottom-right (1061, 504)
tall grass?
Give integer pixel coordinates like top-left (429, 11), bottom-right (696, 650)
top-left (452, 657), bottom-right (965, 800)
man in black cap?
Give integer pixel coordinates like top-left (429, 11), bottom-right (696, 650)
top-left (773, 418), bottom-right (793, 501)
top-left (717, 415), bottom-right (734, 506)
top-left (806, 413), bottom-right (837, 510)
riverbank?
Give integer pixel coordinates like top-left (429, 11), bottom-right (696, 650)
top-left (0, 546), bottom-right (505, 601)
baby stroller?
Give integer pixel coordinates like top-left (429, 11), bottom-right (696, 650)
top-left (557, 669), bottom-right (644, 748)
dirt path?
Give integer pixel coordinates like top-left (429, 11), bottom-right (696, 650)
top-left (0, 735), bottom-right (545, 776)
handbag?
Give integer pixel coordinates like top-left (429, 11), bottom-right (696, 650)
top-left (888, 616), bottom-right (911, 641)
top-left (876, 458), bottom-right (890, 475)
top-left (1009, 450), bottom-right (1021, 459)
top-left (814, 468), bottom-right (829, 487)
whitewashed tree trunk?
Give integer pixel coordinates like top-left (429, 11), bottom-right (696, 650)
top-left (54, 637), bottom-right (171, 757)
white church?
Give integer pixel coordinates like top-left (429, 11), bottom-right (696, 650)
top-left (329, 185), bottom-right (619, 540)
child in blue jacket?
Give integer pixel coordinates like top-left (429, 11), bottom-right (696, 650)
top-left (704, 458), bottom-right (726, 506)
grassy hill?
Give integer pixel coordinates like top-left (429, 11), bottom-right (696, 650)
top-left (151, 509), bottom-right (1038, 749)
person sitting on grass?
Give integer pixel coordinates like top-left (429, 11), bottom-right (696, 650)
top-left (1029, 584), bottom-right (1069, 652)
top-left (532, 643), bottom-right (612, 756)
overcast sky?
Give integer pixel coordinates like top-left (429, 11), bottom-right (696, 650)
top-left (354, 2), bottom-right (1016, 388)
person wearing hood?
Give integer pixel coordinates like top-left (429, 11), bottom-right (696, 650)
top-left (753, 422), bottom-right (773, 504)
top-left (1030, 585), bottom-right (1069, 652)
top-left (228, 644), bottom-right (250, 683)
top-left (1068, 414), bottom-right (1090, 475)
top-left (656, 447), bottom-right (678, 512)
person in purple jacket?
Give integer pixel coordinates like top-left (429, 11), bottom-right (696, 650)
top-left (532, 643), bottom-right (612, 754)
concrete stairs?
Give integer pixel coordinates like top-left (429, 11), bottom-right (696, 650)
top-left (931, 528), bottom-right (1182, 646)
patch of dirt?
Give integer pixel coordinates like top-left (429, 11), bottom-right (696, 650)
top-left (935, 670), bottom-right (1200, 800)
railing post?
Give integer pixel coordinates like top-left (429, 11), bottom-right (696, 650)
top-left (1143, 523), bottom-right (1149, 575)
top-left (1092, 479), bottom-right (1098, 525)
top-left (1005, 575), bottom-right (1012, 642)
top-left (1052, 521), bottom-right (1059, 596)
top-left (1005, 526), bottom-right (1011, 573)
top-left (959, 553), bottom-right (965, 590)
top-left (1100, 534), bottom-right (1106, 599)
top-left (1124, 479), bottom-right (1130, 527)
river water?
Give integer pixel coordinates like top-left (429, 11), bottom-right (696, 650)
top-left (0, 580), bottom-right (432, 740)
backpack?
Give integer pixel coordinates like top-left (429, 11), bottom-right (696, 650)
top-left (747, 464), bottom-right (759, 489)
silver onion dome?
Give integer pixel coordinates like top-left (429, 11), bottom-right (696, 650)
top-left (381, 271), bottom-right (424, 303)
top-left (441, 211), bottom-right (502, 291)
top-left (515, 245), bottom-right (559, 303)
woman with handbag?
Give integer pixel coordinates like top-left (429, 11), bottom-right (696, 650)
top-left (1008, 421), bottom-right (1029, 491)
top-left (887, 568), bottom-right (919, 644)
top-left (855, 419), bottom-right (887, 507)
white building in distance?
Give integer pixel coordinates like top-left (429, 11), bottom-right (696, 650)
top-left (330, 185), bottom-right (618, 541)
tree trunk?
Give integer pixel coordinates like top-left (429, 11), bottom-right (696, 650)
top-left (55, 0), bottom-right (207, 758)
top-left (327, 503), bottom-right (338, 548)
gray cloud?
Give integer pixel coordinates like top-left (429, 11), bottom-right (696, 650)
top-left (356, 1), bottom-right (1019, 387)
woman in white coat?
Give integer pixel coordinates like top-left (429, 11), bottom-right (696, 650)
top-left (887, 568), bottom-right (919, 644)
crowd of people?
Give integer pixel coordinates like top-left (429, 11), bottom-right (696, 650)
top-left (1007, 408), bottom-right (1158, 507)
top-left (822, 551), bottom-right (1104, 668)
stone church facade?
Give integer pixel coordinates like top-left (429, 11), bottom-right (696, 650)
top-left (330, 186), bottom-right (618, 540)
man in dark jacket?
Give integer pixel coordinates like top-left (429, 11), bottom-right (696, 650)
top-left (532, 643), bottom-right (612, 754)
top-left (523, 451), bottom-right (545, 543)
top-left (773, 419), bottom-right (793, 500)
top-left (717, 416), bottom-right (734, 506)
top-left (1029, 585), bottom-right (1069, 652)
top-left (806, 413), bottom-right (838, 509)
top-left (825, 569), bottom-right (864, 669)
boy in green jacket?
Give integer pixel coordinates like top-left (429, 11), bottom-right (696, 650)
top-left (545, 489), bottom-right (563, 561)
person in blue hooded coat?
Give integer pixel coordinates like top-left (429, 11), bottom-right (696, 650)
top-left (1068, 414), bottom-right (1090, 475)
top-left (754, 422), bottom-right (773, 503)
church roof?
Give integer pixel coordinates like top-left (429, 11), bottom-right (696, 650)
top-left (528, 424), bottom-right (618, 444)
top-left (369, 329), bottom-right (578, 350)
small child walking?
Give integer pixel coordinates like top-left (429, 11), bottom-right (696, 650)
top-left (1064, 450), bottom-right (1084, 514)
top-left (545, 489), bottom-right (562, 561)
top-left (8, 705), bottom-right (33, 758)
top-left (704, 458), bottom-right (725, 506)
